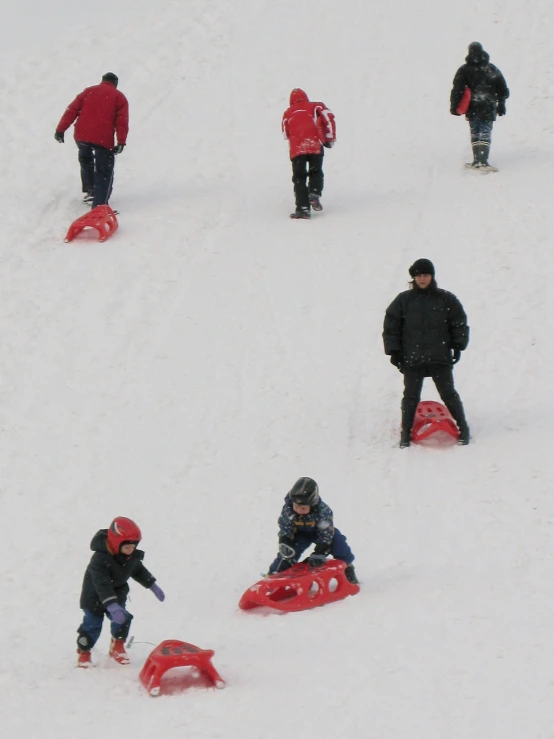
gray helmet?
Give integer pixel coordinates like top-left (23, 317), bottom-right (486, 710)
top-left (289, 477), bottom-right (320, 506)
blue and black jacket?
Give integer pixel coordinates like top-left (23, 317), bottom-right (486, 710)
top-left (277, 495), bottom-right (335, 550)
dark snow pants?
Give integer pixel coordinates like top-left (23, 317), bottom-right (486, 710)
top-left (291, 151), bottom-right (324, 209)
top-left (76, 141), bottom-right (115, 208)
top-left (76, 605), bottom-right (132, 651)
top-left (401, 364), bottom-right (467, 432)
top-left (468, 118), bottom-right (494, 145)
top-left (268, 527), bottom-right (354, 574)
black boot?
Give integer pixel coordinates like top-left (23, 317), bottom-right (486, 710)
top-left (290, 207), bottom-right (311, 219)
top-left (309, 193), bottom-right (323, 211)
top-left (471, 142), bottom-right (490, 168)
top-left (399, 428), bottom-right (412, 448)
top-left (400, 399), bottom-right (417, 448)
top-left (344, 564), bottom-right (359, 584)
top-left (445, 395), bottom-right (470, 445)
top-left (457, 424), bottom-right (470, 445)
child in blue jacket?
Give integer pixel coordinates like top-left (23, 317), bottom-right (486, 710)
top-left (268, 477), bottom-right (358, 584)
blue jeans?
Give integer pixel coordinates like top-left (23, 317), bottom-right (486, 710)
top-left (76, 141), bottom-right (115, 207)
top-left (76, 606), bottom-right (132, 651)
top-left (469, 118), bottom-right (494, 145)
top-left (268, 527), bottom-right (354, 574)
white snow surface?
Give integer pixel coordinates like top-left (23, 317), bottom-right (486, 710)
top-left (2, 0), bottom-right (554, 736)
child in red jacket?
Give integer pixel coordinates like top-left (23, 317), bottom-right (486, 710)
top-left (282, 88), bottom-right (336, 219)
top-left (55, 72), bottom-right (128, 208)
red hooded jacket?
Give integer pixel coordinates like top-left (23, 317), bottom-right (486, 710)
top-left (282, 88), bottom-right (336, 159)
top-left (56, 81), bottom-right (129, 150)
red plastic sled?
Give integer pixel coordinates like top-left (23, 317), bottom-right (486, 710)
top-left (411, 400), bottom-right (460, 444)
top-left (239, 560), bottom-right (360, 613)
top-left (139, 639), bottom-right (225, 697)
top-left (64, 205), bottom-right (118, 243)
top-left (456, 87), bottom-right (471, 115)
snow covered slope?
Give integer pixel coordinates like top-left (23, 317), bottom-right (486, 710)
top-left (2, 0), bottom-right (554, 737)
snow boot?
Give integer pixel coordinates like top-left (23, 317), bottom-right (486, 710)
top-left (77, 649), bottom-right (92, 668)
top-left (290, 207), bottom-right (311, 219)
top-left (470, 142), bottom-right (490, 168)
top-left (457, 423), bottom-right (471, 445)
top-left (344, 564), bottom-right (359, 585)
top-left (82, 192), bottom-right (94, 205)
top-left (109, 638), bottom-right (130, 665)
top-left (445, 395), bottom-right (470, 445)
top-left (399, 428), bottom-right (412, 448)
top-left (309, 193), bottom-right (323, 211)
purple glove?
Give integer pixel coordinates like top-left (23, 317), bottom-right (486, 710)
top-left (150, 583), bottom-right (165, 602)
top-left (106, 602), bottom-right (129, 624)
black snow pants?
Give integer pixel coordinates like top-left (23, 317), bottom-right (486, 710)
top-left (77, 141), bottom-right (115, 208)
top-left (401, 364), bottom-right (468, 432)
top-left (291, 151), bottom-right (324, 209)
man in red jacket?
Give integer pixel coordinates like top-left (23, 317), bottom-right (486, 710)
top-left (282, 89), bottom-right (336, 219)
top-left (55, 72), bottom-right (129, 208)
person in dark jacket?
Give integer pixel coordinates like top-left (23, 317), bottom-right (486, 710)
top-left (76, 516), bottom-right (165, 668)
top-left (450, 42), bottom-right (509, 169)
top-left (267, 477), bottom-right (358, 584)
top-left (55, 72), bottom-right (128, 208)
top-left (383, 259), bottom-right (470, 448)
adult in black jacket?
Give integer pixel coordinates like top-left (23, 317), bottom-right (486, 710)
top-left (450, 42), bottom-right (509, 168)
top-left (76, 517), bottom-right (165, 667)
top-left (383, 259), bottom-right (470, 448)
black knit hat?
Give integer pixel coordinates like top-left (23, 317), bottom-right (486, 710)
top-left (409, 258), bottom-right (435, 277)
top-left (102, 72), bottom-right (119, 86)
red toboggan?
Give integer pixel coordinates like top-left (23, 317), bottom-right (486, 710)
top-left (411, 400), bottom-right (460, 444)
top-left (239, 560), bottom-right (360, 613)
top-left (64, 205), bottom-right (118, 243)
top-left (139, 639), bottom-right (225, 697)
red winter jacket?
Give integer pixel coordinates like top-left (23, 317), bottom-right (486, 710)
top-left (282, 88), bottom-right (336, 159)
top-left (56, 81), bottom-right (129, 150)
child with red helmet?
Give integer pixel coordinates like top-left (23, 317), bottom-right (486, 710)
top-left (76, 517), bottom-right (165, 667)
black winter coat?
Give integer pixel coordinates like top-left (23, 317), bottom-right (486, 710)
top-left (79, 529), bottom-right (156, 615)
top-left (450, 48), bottom-right (509, 121)
top-left (383, 285), bottom-right (469, 368)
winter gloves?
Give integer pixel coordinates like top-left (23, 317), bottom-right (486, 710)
top-left (54, 130), bottom-right (126, 151)
top-left (278, 539), bottom-right (296, 560)
top-left (150, 583), bottom-right (166, 602)
top-left (307, 553), bottom-right (327, 567)
top-left (106, 602), bottom-right (130, 624)
top-left (106, 586), bottom-right (165, 623)
top-left (497, 100), bottom-right (506, 116)
top-left (451, 348), bottom-right (462, 364)
top-left (390, 352), bottom-right (403, 371)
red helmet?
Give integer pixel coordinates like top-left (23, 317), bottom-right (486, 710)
top-left (107, 517), bottom-right (142, 554)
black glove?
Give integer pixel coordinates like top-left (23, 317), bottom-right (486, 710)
top-left (54, 131), bottom-right (64, 143)
top-left (113, 143), bottom-right (125, 155)
top-left (307, 553), bottom-right (327, 568)
top-left (323, 141), bottom-right (334, 149)
top-left (389, 352), bottom-right (403, 370)
top-left (451, 348), bottom-right (461, 364)
top-left (450, 109), bottom-right (461, 116)
top-left (497, 100), bottom-right (506, 116)
top-left (278, 538), bottom-right (296, 560)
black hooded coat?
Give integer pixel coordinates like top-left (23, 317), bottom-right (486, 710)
top-left (79, 529), bottom-right (156, 615)
top-left (450, 43), bottom-right (509, 121)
